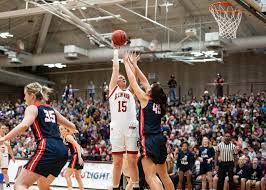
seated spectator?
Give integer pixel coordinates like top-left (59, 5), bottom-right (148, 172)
top-left (246, 157), bottom-right (263, 190)
top-left (224, 155), bottom-right (249, 190)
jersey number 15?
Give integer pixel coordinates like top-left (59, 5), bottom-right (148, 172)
top-left (118, 101), bottom-right (127, 112)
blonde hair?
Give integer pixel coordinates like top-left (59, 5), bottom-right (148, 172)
top-left (202, 136), bottom-right (210, 147)
top-left (25, 82), bottom-right (53, 102)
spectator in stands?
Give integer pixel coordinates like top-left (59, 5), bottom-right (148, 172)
top-left (168, 75), bottom-right (177, 104)
top-left (177, 142), bottom-right (194, 190)
top-left (224, 155), bottom-right (249, 190)
top-left (0, 89), bottom-right (266, 190)
top-left (88, 81), bottom-right (96, 101)
top-left (215, 73), bottom-right (224, 97)
top-left (246, 157), bottom-right (263, 190)
top-left (62, 85), bottom-right (69, 100)
top-left (102, 82), bottom-right (108, 102)
top-left (198, 137), bottom-right (215, 190)
top-left (68, 84), bottom-right (74, 99)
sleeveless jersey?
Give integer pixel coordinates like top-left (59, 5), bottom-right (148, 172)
top-left (109, 86), bottom-right (137, 125)
top-left (31, 103), bottom-right (61, 142)
top-left (139, 100), bottom-right (162, 135)
top-left (0, 140), bottom-right (10, 156)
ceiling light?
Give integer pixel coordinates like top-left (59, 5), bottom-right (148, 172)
top-left (61, 1), bottom-right (67, 4)
top-left (71, 8), bottom-right (76, 11)
top-left (44, 63), bottom-right (67, 68)
top-left (81, 7), bottom-right (87, 10)
top-left (191, 51), bottom-right (203, 57)
top-left (0, 32), bottom-right (14, 39)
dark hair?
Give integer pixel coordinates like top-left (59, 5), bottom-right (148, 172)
top-left (150, 83), bottom-right (167, 115)
top-left (181, 141), bottom-right (189, 147)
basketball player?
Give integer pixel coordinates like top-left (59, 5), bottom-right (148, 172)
top-left (109, 49), bottom-right (139, 190)
top-left (123, 52), bottom-right (174, 190)
top-left (0, 124), bottom-right (15, 188)
top-left (59, 126), bottom-right (84, 190)
top-left (0, 82), bottom-right (76, 190)
top-left (198, 137), bottom-right (215, 190)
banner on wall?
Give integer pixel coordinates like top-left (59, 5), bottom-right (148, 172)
top-left (8, 160), bottom-right (113, 189)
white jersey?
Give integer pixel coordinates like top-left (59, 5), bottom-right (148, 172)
top-left (0, 140), bottom-right (10, 169)
top-left (109, 86), bottom-right (137, 126)
top-left (0, 140), bottom-right (9, 156)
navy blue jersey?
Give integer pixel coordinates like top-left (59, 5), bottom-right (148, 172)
top-left (140, 100), bottom-right (162, 135)
top-left (248, 165), bottom-right (263, 180)
top-left (177, 150), bottom-right (195, 170)
top-left (236, 164), bottom-right (249, 179)
top-left (199, 146), bottom-right (215, 161)
top-left (31, 103), bottom-right (61, 142)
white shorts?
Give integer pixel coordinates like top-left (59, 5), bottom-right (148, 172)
top-left (0, 154), bottom-right (9, 169)
top-left (110, 121), bottom-right (139, 154)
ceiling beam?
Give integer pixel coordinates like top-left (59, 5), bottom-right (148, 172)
top-left (0, 69), bottom-right (54, 86)
top-left (35, 13), bottom-right (53, 54)
top-left (0, 7), bottom-right (46, 19)
top-left (0, 0), bottom-right (126, 20)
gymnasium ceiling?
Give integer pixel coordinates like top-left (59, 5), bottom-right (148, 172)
top-left (0, 0), bottom-right (265, 86)
top-left (0, 0), bottom-right (265, 54)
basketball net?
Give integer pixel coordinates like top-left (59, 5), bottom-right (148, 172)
top-left (209, 1), bottom-right (242, 39)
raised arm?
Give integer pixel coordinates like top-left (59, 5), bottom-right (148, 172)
top-left (1, 105), bottom-right (37, 142)
top-left (128, 52), bottom-right (151, 92)
top-left (109, 49), bottom-right (119, 96)
top-left (55, 110), bottom-right (76, 133)
top-left (123, 53), bottom-right (148, 108)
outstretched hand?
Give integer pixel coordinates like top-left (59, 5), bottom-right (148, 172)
top-left (128, 51), bottom-right (140, 67)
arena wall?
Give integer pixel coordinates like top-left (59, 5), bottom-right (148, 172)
top-left (0, 83), bottom-right (23, 101)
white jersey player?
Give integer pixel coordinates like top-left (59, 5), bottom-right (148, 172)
top-left (109, 49), bottom-right (139, 190)
top-left (0, 124), bottom-right (15, 188)
top-left (109, 86), bottom-right (139, 153)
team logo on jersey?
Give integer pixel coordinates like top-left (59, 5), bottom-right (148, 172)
top-left (115, 92), bottom-right (130, 100)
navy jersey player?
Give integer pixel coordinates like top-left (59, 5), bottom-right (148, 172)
top-left (198, 137), bottom-right (215, 190)
top-left (0, 82), bottom-right (76, 190)
top-left (59, 126), bottom-right (84, 190)
top-left (123, 52), bottom-right (174, 190)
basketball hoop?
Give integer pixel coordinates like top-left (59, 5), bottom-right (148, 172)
top-left (209, 1), bottom-right (242, 39)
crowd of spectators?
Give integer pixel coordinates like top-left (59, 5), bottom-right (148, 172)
top-left (0, 89), bottom-right (265, 188)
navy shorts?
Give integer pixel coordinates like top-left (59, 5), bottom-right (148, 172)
top-left (68, 153), bottom-right (83, 170)
top-left (25, 138), bottom-right (68, 177)
top-left (140, 134), bottom-right (167, 164)
top-left (200, 162), bottom-right (213, 175)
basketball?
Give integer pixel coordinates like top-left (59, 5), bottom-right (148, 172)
top-left (112, 30), bottom-right (128, 47)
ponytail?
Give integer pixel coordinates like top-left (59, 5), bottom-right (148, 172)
top-left (25, 82), bottom-right (53, 102)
